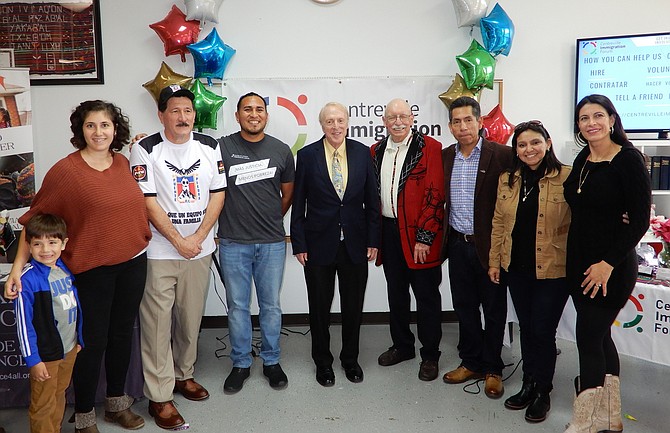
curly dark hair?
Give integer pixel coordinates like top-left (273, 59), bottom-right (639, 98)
top-left (69, 100), bottom-right (131, 152)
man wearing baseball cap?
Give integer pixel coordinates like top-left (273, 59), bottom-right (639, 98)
top-left (130, 85), bottom-right (226, 429)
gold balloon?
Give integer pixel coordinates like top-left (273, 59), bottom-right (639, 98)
top-left (142, 62), bottom-right (193, 102)
top-left (439, 74), bottom-right (480, 109)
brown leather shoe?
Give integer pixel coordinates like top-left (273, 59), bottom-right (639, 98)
top-left (418, 360), bottom-right (439, 381)
top-left (443, 365), bottom-right (485, 384)
top-left (485, 373), bottom-right (504, 399)
top-left (174, 378), bottom-right (210, 401)
top-left (148, 400), bottom-right (185, 430)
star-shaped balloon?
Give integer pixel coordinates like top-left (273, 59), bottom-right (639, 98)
top-left (187, 28), bottom-right (236, 86)
top-left (450, 0), bottom-right (489, 28)
top-left (439, 74), bottom-right (480, 109)
top-left (482, 104), bottom-right (514, 144)
top-left (456, 39), bottom-right (496, 90)
top-left (190, 79), bottom-right (226, 131)
top-left (143, 62), bottom-right (193, 102)
top-left (149, 5), bottom-right (201, 62)
top-left (184, 0), bottom-right (223, 24)
top-left (480, 3), bottom-right (515, 56)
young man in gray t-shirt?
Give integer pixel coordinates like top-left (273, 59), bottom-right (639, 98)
top-left (217, 92), bottom-right (295, 394)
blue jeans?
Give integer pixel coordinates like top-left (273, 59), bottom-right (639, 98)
top-left (219, 239), bottom-right (286, 368)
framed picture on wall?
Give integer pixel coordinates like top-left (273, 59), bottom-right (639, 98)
top-left (479, 79), bottom-right (503, 115)
top-left (0, 0), bottom-right (104, 85)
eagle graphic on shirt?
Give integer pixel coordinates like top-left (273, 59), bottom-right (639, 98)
top-left (166, 159), bottom-right (201, 203)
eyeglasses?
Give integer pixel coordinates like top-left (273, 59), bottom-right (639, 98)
top-left (384, 114), bottom-right (413, 123)
top-left (514, 120), bottom-right (544, 131)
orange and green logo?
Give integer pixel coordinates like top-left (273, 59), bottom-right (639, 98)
top-left (614, 293), bottom-right (644, 333)
top-left (266, 94), bottom-right (309, 155)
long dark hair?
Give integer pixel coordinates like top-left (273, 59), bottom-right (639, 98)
top-left (574, 94), bottom-right (632, 147)
top-left (507, 121), bottom-right (563, 187)
top-left (69, 100), bottom-right (130, 152)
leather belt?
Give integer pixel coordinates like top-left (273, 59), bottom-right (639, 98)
top-left (450, 227), bottom-right (475, 243)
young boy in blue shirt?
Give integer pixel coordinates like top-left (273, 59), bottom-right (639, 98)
top-left (14, 214), bottom-right (83, 433)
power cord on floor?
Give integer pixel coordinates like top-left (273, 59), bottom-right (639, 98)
top-left (462, 358), bottom-right (523, 395)
top-left (214, 326), bottom-right (310, 360)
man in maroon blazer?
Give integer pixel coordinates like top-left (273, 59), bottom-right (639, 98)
top-left (370, 98), bottom-right (445, 381)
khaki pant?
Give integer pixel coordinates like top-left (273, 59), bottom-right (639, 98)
top-left (140, 256), bottom-right (211, 402)
top-left (29, 347), bottom-right (77, 433)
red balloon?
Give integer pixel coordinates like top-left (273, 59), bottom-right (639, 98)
top-left (149, 5), bottom-right (201, 62)
top-left (482, 104), bottom-right (514, 144)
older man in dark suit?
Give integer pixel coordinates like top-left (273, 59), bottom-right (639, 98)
top-left (291, 102), bottom-right (380, 387)
top-left (441, 96), bottom-right (514, 399)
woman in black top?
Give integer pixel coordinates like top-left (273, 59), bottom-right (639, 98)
top-left (563, 94), bottom-right (650, 433)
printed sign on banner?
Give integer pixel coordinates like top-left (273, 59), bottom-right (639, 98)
top-left (221, 77), bottom-right (460, 154)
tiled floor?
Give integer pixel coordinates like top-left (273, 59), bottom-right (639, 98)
top-left (1, 323), bottom-right (667, 432)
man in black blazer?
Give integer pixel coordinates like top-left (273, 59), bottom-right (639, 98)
top-left (441, 97), bottom-right (514, 399)
top-left (291, 102), bottom-right (380, 387)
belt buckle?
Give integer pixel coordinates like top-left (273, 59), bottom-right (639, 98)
top-left (463, 233), bottom-right (473, 243)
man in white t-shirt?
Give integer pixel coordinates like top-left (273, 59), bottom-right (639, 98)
top-left (130, 85), bottom-right (226, 430)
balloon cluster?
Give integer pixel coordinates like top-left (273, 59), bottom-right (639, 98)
top-left (146, 1), bottom-right (232, 131)
top-left (440, 1), bottom-right (515, 144)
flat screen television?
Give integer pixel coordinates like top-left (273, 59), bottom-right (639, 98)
top-left (575, 32), bottom-right (670, 139)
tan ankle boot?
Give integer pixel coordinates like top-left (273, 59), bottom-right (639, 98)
top-left (104, 394), bottom-right (145, 430)
top-left (594, 374), bottom-right (623, 432)
top-left (563, 386), bottom-right (603, 433)
top-left (74, 409), bottom-right (100, 433)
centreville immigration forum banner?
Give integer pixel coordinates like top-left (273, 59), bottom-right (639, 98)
top-left (558, 282), bottom-right (670, 367)
top-left (220, 76), bottom-right (499, 153)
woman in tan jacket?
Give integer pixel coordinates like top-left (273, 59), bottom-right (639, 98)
top-left (488, 121), bottom-right (571, 423)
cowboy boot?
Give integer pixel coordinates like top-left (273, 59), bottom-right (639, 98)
top-left (564, 382), bottom-right (603, 433)
top-left (594, 374), bottom-right (623, 433)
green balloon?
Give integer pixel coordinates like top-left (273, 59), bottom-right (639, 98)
top-left (189, 79), bottom-right (226, 131)
top-left (455, 39), bottom-right (497, 90)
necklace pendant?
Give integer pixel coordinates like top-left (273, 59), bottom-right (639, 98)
top-left (522, 196), bottom-right (527, 202)
top-left (577, 188), bottom-right (581, 194)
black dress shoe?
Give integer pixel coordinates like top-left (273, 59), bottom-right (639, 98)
top-left (377, 348), bottom-right (415, 366)
top-left (343, 363), bottom-right (364, 383)
top-left (224, 367), bottom-right (250, 393)
top-left (316, 366), bottom-right (335, 387)
top-left (263, 363), bottom-right (288, 389)
top-left (418, 360), bottom-right (438, 381)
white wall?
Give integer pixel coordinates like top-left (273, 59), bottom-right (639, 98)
top-left (24, 0), bottom-right (670, 315)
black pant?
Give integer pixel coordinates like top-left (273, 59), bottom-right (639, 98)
top-left (304, 242), bottom-right (368, 367)
top-left (72, 253), bottom-right (147, 413)
top-left (507, 271), bottom-right (569, 391)
top-left (447, 234), bottom-right (506, 374)
top-left (381, 218), bottom-right (442, 361)
top-left (573, 298), bottom-right (621, 390)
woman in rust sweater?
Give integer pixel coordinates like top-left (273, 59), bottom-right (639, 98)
top-left (5, 100), bottom-right (151, 433)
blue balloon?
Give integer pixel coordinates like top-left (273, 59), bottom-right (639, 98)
top-left (187, 28), bottom-right (236, 86)
top-left (480, 3), bottom-right (515, 57)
